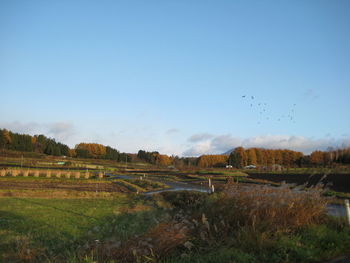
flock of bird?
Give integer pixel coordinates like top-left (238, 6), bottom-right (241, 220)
top-left (241, 95), bottom-right (297, 125)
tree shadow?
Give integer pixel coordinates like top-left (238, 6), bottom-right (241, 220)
top-left (0, 210), bottom-right (79, 262)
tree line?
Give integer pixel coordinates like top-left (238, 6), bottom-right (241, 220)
top-left (75, 143), bottom-right (130, 162)
top-left (0, 129), bottom-right (130, 162)
top-left (1, 128), bottom-right (349, 167)
top-left (137, 150), bottom-right (198, 167)
top-left (137, 150), bottom-right (172, 166)
top-left (225, 147), bottom-right (350, 168)
top-left (228, 147), bottom-right (303, 168)
top-left (0, 129), bottom-right (70, 156)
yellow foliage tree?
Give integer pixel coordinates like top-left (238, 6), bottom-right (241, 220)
top-left (197, 155), bottom-right (228, 168)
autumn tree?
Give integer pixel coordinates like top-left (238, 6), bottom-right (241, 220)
top-left (156, 154), bottom-right (172, 166)
top-left (137, 150), bottom-right (159, 164)
top-left (2, 129), bottom-right (12, 146)
top-left (246, 148), bottom-right (257, 165)
top-left (228, 147), bottom-right (246, 168)
top-left (75, 143), bottom-right (106, 158)
top-left (197, 155), bottom-right (228, 168)
top-left (310, 151), bottom-right (325, 166)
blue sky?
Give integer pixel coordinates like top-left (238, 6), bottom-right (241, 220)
top-left (1, 0), bottom-right (349, 156)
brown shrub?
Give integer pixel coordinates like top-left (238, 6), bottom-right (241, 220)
top-left (101, 221), bottom-right (189, 262)
top-left (209, 184), bottom-right (328, 233)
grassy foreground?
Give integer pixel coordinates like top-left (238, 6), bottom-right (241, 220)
top-left (0, 193), bottom-right (169, 262)
top-left (1, 185), bottom-right (350, 262)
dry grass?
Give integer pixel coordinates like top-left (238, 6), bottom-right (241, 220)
top-left (211, 184), bottom-right (328, 232)
top-left (72, 185), bottom-right (339, 262)
top-left (101, 221), bottom-right (189, 262)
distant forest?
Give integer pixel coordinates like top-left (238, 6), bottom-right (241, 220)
top-left (0, 128), bottom-right (349, 168)
top-left (0, 129), bottom-right (129, 162)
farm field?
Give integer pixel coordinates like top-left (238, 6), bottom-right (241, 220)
top-left (2, 2), bottom-right (350, 262)
top-left (1, 179), bottom-right (350, 262)
top-left (1, 154), bottom-right (350, 262)
top-left (247, 172), bottom-right (350, 193)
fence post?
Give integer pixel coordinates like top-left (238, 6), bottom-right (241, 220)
top-left (211, 184), bottom-right (215, 194)
top-left (345, 200), bottom-right (350, 226)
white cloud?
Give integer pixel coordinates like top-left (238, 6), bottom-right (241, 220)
top-left (47, 122), bottom-right (76, 142)
top-left (183, 140), bottom-right (213, 156)
top-left (183, 134), bottom-right (350, 157)
top-left (188, 133), bottom-right (214, 142)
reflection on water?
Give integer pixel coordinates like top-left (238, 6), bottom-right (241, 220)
top-left (327, 204), bottom-right (347, 217)
top-left (108, 174), bottom-right (210, 194)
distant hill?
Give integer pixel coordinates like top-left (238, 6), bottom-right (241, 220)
top-left (222, 149), bottom-right (234, 155)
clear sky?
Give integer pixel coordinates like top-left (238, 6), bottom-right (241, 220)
top-left (1, 0), bottom-right (349, 156)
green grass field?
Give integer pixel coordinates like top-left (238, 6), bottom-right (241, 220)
top-left (0, 194), bottom-right (167, 262)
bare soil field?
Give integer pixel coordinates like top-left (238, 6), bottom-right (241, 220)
top-left (0, 180), bottom-right (130, 193)
top-left (247, 173), bottom-right (350, 193)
